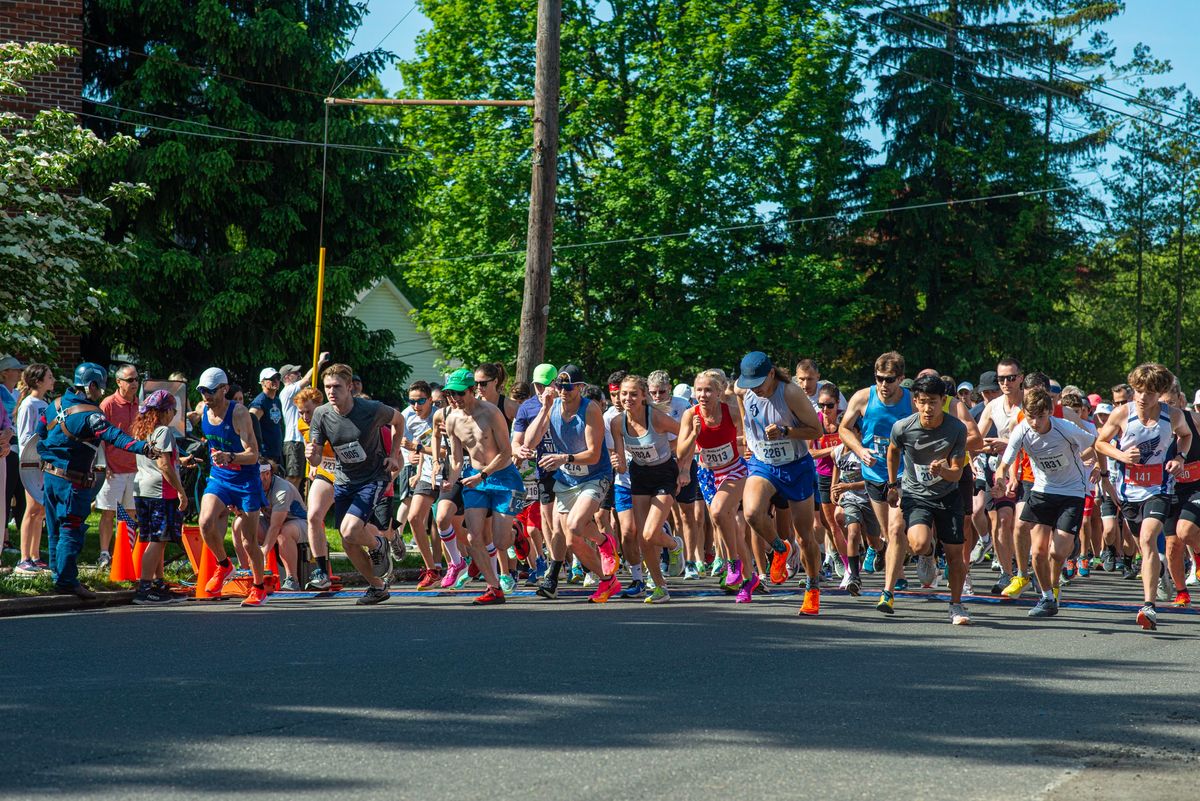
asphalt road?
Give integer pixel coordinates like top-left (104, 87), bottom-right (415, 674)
top-left (1, 566), bottom-right (1198, 801)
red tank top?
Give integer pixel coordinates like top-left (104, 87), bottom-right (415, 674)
top-left (694, 402), bottom-right (738, 470)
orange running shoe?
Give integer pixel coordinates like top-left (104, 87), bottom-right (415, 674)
top-left (416, 568), bottom-right (441, 590)
top-left (1172, 590), bottom-right (1191, 608)
top-left (799, 587), bottom-right (820, 616)
top-left (473, 586), bottom-right (506, 605)
top-left (240, 584), bottom-right (267, 607)
top-left (205, 561), bottom-right (235, 594)
top-left (769, 542), bottom-right (793, 585)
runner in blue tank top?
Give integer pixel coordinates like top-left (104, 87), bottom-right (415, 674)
top-left (524, 364), bottom-right (622, 603)
top-left (194, 367), bottom-right (268, 605)
top-left (734, 351), bottom-right (825, 616)
top-left (1095, 362), bottom-right (1192, 631)
top-left (839, 352), bottom-right (913, 606)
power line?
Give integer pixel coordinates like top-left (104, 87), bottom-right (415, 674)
top-left (396, 184), bottom-right (1077, 268)
top-left (330, 3), bottom-right (419, 97)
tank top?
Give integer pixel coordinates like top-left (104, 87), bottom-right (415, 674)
top-left (815, 410), bottom-right (841, 477)
top-left (694, 402), bottom-right (739, 471)
top-left (549, 397), bottom-right (612, 487)
top-left (743, 380), bottom-right (809, 467)
top-left (201, 400), bottom-right (256, 486)
top-left (622, 405), bottom-right (672, 466)
top-left (1176, 411), bottom-right (1200, 494)
top-left (860, 385), bottom-right (911, 483)
top-left (1116, 402), bottom-right (1173, 503)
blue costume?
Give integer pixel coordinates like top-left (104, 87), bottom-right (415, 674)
top-left (36, 363), bottom-right (151, 590)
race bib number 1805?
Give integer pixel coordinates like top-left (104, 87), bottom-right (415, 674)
top-left (333, 440), bottom-right (367, 464)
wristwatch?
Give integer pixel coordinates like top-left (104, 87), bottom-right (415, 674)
top-left (480, 470), bottom-right (489, 480)
top-left (886, 479), bottom-right (900, 489)
top-left (780, 425), bottom-right (791, 438)
top-left (567, 454), bottom-right (576, 463)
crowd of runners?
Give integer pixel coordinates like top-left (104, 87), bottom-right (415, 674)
top-left (12, 349), bottom-right (1199, 630)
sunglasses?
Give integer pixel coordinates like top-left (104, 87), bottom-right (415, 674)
top-left (997, 374), bottom-right (1022, 383)
top-left (444, 389), bottom-right (467, 399)
top-left (875, 375), bottom-right (898, 384)
top-left (409, 397), bottom-right (428, 406)
top-left (555, 381), bottom-right (581, 391)
top-left (117, 376), bottom-right (140, 384)
top-left (475, 379), bottom-right (494, 389)
top-left (199, 387), bottom-right (216, 395)
top-left (818, 402), bottom-right (838, 409)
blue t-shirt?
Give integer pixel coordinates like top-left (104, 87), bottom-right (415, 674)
top-left (250, 391), bottom-right (283, 461)
top-left (0, 385), bottom-right (15, 418)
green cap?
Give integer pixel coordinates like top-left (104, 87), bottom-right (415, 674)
top-left (531, 363), bottom-right (557, 386)
top-left (444, 368), bottom-right (476, 392)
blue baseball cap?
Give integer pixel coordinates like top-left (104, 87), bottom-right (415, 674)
top-left (736, 351), bottom-right (774, 389)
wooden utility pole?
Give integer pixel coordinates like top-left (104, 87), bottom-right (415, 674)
top-left (515, 0), bottom-right (561, 383)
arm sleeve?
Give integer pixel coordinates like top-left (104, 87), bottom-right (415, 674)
top-left (92, 414), bottom-right (147, 453)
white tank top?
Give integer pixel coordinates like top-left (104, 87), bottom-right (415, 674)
top-left (1116, 402), bottom-right (1173, 503)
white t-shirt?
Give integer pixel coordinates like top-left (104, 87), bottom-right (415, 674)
top-left (603, 405), bottom-right (630, 489)
top-left (16, 395), bottom-right (47, 464)
top-left (279, 379), bottom-right (305, 443)
top-left (1002, 417), bottom-right (1095, 497)
top-left (402, 406), bottom-right (436, 484)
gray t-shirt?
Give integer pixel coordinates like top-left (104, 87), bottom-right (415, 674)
top-left (261, 475), bottom-right (307, 523)
top-left (891, 412), bottom-right (967, 500)
top-left (134, 426), bottom-right (180, 499)
top-left (309, 399), bottom-right (395, 485)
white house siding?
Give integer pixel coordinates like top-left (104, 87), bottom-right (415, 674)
top-left (346, 279), bottom-right (446, 385)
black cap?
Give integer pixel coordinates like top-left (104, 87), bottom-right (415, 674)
top-left (978, 371), bottom-right (1000, 392)
top-left (557, 364), bottom-right (585, 384)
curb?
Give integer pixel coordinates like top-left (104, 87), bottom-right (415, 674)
top-left (0, 590), bottom-right (137, 618)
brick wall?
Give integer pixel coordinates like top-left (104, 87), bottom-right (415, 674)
top-left (2, 0), bottom-right (85, 366)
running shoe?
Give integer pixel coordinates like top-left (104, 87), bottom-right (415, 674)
top-left (240, 584), bottom-right (268, 607)
top-left (833, 555), bottom-right (847, 579)
top-left (13, 559), bottom-right (40, 576)
top-left (97, 551), bottom-right (112, 570)
top-left (620, 579), bottom-right (646, 599)
top-left (710, 557), bottom-right (726, 577)
top-left (989, 557), bottom-right (1002, 572)
top-left (1053, 585), bottom-right (1060, 602)
top-left (281, 576), bottom-right (300, 591)
top-left (583, 571), bottom-right (599, 588)
top-left (1063, 559), bottom-right (1077, 579)
top-left (441, 560), bottom-right (467, 589)
top-left (846, 575), bottom-right (862, 597)
top-left (389, 533), bottom-right (407, 563)
top-left (735, 573), bottom-right (760, 603)
top-left (838, 571), bottom-right (852, 590)
top-left (568, 564), bottom-right (585, 584)
top-left (683, 562), bottom-right (700, 580)
top-left (513, 531), bottom-right (531, 561)
top-left (1101, 547), bottom-right (1116, 573)
top-left (368, 538), bottom-right (393, 580)
top-left (644, 586), bottom-right (670, 604)
top-left (724, 560), bottom-right (743, 587)
top-left (205, 561), bottom-right (235, 594)
top-left (306, 567), bottom-right (331, 591)
top-left (668, 535), bottom-right (685, 577)
top-left (862, 546), bottom-right (878, 573)
top-left (598, 533), bottom-right (620, 575)
top-left (1028, 598), bottom-right (1058, 618)
top-left (989, 572), bottom-right (1011, 595)
top-left (1187, 562), bottom-right (1198, 586)
top-left (1078, 557), bottom-right (1091, 577)
top-left (33, 559), bottom-right (49, 570)
top-left (769, 542), bottom-right (793, 585)
top-left (962, 575), bottom-right (974, 596)
top-left (535, 577), bottom-right (558, 600)
top-left (1171, 590), bottom-right (1191, 607)
top-left (357, 585), bottom-right (390, 605)
top-left (948, 603), bottom-right (971, 625)
top-left (916, 553), bottom-right (936, 588)
top-left (472, 586), bottom-right (505, 606)
top-left (799, 588), bottom-right (820, 616)
top-left (589, 575), bottom-right (622, 603)
top-left (1120, 561), bottom-right (1137, 580)
top-left (876, 591), bottom-right (894, 615)
top-left (1136, 604), bottom-right (1157, 630)
top-left (133, 585), bottom-right (172, 605)
top-left (453, 563), bottom-right (473, 590)
top-left (969, 535), bottom-right (990, 565)
top-left (416, 568), bottom-right (440, 591)
top-left (1157, 573), bottom-right (1173, 603)
top-left (894, 578), bottom-right (909, 592)
top-left (1001, 574), bottom-right (1031, 599)
top-left (499, 573), bottom-right (517, 594)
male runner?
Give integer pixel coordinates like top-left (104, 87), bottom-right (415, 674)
top-left (883, 374), bottom-right (970, 622)
top-left (443, 368), bottom-right (527, 605)
top-left (976, 358), bottom-right (1025, 594)
top-left (306, 364), bottom-right (405, 606)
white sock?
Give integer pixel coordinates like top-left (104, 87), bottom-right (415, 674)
top-left (439, 528), bottom-right (463, 565)
top-left (1042, 589), bottom-right (1054, 601)
top-left (486, 544), bottom-right (499, 578)
top-left (631, 564), bottom-right (643, 581)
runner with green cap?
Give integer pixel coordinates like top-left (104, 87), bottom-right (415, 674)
top-left (513, 363), bottom-right (569, 597)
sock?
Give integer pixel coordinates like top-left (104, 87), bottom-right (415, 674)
top-left (549, 560), bottom-right (564, 581)
top-left (137, 580), bottom-right (151, 591)
top-left (218, 558), bottom-right (232, 569)
top-left (806, 575), bottom-right (819, 591)
top-left (1042, 589), bottom-right (1054, 601)
top-left (630, 564), bottom-right (643, 581)
top-left (841, 552), bottom-right (850, 569)
top-left (316, 556), bottom-right (328, 572)
top-left (1146, 601), bottom-right (1156, 609)
top-left (439, 528), bottom-right (463, 565)
top-left (486, 543), bottom-right (499, 578)
top-left (253, 582), bottom-right (264, 589)
top-left (849, 555), bottom-right (861, 578)
top-left (771, 538), bottom-right (787, 554)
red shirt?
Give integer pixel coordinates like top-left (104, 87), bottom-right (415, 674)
top-left (100, 392), bottom-right (138, 474)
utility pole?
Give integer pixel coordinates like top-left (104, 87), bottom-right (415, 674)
top-left (515, 0), bottom-right (561, 383)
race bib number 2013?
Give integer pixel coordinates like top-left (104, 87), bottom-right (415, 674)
top-left (700, 443), bottom-right (734, 469)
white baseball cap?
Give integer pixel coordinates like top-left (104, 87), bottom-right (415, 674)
top-left (198, 367), bottom-right (228, 391)
top-left (1096, 402), bottom-right (1114, 416)
top-left (956, 381), bottom-right (974, 394)
top-left (259, 366), bottom-right (282, 382)
top-left (673, 383), bottom-right (693, 400)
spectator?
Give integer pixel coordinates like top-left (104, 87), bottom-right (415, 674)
top-left (131, 390), bottom-right (187, 605)
top-left (228, 383), bottom-right (264, 453)
top-left (15, 363), bottom-right (54, 573)
top-left (249, 367), bottom-right (284, 463)
top-left (278, 354), bottom-right (327, 490)
top-left (0, 388), bottom-right (12, 552)
top-left (352, 374), bottom-right (365, 398)
top-left (258, 460), bottom-right (308, 590)
top-left (0, 354), bottom-right (24, 550)
top-left (96, 363), bottom-right (140, 567)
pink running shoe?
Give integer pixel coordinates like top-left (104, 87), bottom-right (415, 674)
top-left (735, 573), bottom-right (760, 604)
top-left (598, 533), bottom-right (620, 575)
top-left (589, 575), bottom-right (622, 603)
top-left (441, 560), bottom-right (467, 589)
top-left (725, 559), bottom-right (743, 588)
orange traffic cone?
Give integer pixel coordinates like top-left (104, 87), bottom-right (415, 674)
top-left (195, 545), bottom-right (218, 599)
top-left (266, 547), bottom-right (279, 578)
top-left (132, 539), bottom-right (148, 580)
top-left (109, 521), bottom-right (137, 582)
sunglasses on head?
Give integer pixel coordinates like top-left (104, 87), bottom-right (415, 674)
top-left (409, 397), bottom-right (428, 406)
top-left (875, 375), bottom-right (898, 384)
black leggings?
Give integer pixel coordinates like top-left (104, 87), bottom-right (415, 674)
top-left (5, 451), bottom-right (25, 542)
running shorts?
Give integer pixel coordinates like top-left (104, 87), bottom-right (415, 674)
top-left (600, 481), bottom-right (615, 511)
top-left (554, 476), bottom-right (612, 515)
top-left (517, 498), bottom-right (542, 532)
top-left (395, 464), bottom-right (417, 503)
top-left (134, 496), bottom-right (183, 543)
top-left (699, 459), bottom-right (749, 505)
top-left (1099, 493), bottom-right (1118, 519)
top-left (438, 480), bottom-right (464, 516)
top-left (674, 459), bottom-right (701, 504)
top-left (333, 479), bottom-right (388, 529)
top-left (1019, 491), bottom-right (1086, 536)
top-left (1177, 487), bottom-right (1200, 526)
top-left (204, 473), bottom-right (263, 513)
top-left (865, 479), bottom-right (888, 504)
top-left (747, 454), bottom-right (815, 504)
top-left (371, 493), bottom-right (396, 532)
top-left (841, 498), bottom-right (880, 539)
top-left (282, 441), bottom-right (306, 480)
top-left (630, 459), bottom-right (678, 497)
top-left (1082, 494), bottom-right (1095, 520)
top-left (1121, 495), bottom-right (1171, 529)
top-left (900, 492), bottom-right (964, 545)
top-left (613, 483), bottom-right (633, 513)
top-left (462, 465), bottom-right (526, 517)
top-left (537, 474), bottom-right (556, 506)
top-left (817, 473), bottom-right (834, 505)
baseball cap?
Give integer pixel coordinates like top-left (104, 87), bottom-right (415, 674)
top-left (0, 355), bottom-right (25, 372)
top-left (532, 363), bottom-right (557, 386)
top-left (1088, 393), bottom-right (1103, 408)
top-left (977, 371), bottom-right (1000, 392)
top-left (956, 381), bottom-right (974, 394)
top-left (1096, 402), bottom-right (1114, 416)
top-left (1048, 380), bottom-right (1062, 394)
top-left (444, 368), bottom-right (476, 392)
top-left (900, 378), bottom-right (915, 389)
top-left (138, 389), bottom-right (177, 414)
top-left (735, 351), bottom-right (773, 389)
top-left (259, 367), bottom-right (281, 382)
top-left (556, 364), bottom-right (585, 385)
top-left (673, 383), bottom-right (693, 400)
top-left (279, 364), bottom-right (302, 377)
top-left (198, 367), bottom-right (228, 391)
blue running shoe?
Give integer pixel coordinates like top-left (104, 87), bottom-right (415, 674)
top-left (863, 547), bottom-right (879, 573)
top-left (895, 578), bottom-right (909, 591)
top-left (620, 579), bottom-right (646, 599)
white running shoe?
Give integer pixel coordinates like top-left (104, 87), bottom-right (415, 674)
top-left (962, 575), bottom-right (974, 597)
top-left (838, 571), bottom-right (852, 590)
top-left (583, 571), bottom-right (599, 588)
top-left (916, 553), bottom-right (937, 587)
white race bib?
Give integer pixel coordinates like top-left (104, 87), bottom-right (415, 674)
top-left (333, 440), bottom-right (366, 464)
top-left (755, 439), bottom-right (798, 466)
top-left (627, 443), bottom-right (663, 465)
top-left (914, 463), bottom-right (937, 484)
top-left (700, 443), bottom-right (735, 469)
top-left (562, 461), bottom-right (588, 477)
top-left (1035, 453), bottom-right (1065, 473)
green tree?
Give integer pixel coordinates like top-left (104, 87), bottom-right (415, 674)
top-left (80, 1), bottom-right (418, 399)
top-left (0, 42), bottom-right (150, 361)
top-left (398, 0), bottom-right (869, 380)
